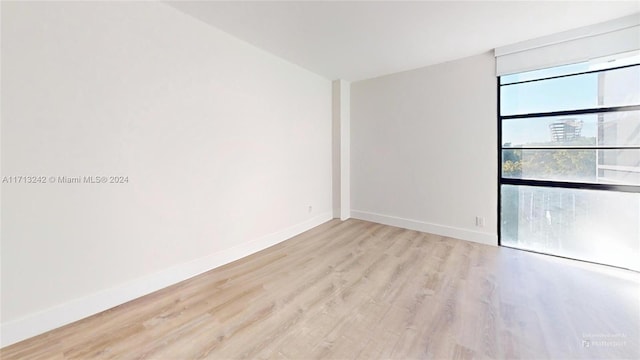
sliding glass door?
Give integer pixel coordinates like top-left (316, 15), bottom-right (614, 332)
top-left (498, 60), bottom-right (640, 271)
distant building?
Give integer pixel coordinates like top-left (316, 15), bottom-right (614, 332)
top-left (549, 119), bottom-right (583, 142)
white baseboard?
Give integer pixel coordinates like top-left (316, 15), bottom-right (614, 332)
top-left (0, 212), bottom-right (332, 348)
top-left (351, 210), bottom-right (497, 247)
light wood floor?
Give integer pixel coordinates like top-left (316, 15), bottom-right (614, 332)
top-left (2, 219), bottom-right (639, 359)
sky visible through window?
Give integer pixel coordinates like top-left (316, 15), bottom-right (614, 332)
top-left (501, 62), bottom-right (598, 146)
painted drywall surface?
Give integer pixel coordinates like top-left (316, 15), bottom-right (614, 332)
top-left (351, 52), bottom-right (497, 244)
top-left (338, 80), bottom-right (351, 220)
top-left (1, 0), bottom-right (331, 329)
top-left (331, 79), bottom-right (351, 220)
top-left (332, 81), bottom-right (342, 218)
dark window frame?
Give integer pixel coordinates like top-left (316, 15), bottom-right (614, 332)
top-left (497, 63), bottom-right (640, 252)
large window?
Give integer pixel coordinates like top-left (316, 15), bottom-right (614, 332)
top-left (499, 60), bottom-right (640, 271)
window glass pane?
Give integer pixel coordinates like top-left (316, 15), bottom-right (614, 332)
top-left (500, 62), bottom-right (589, 85)
top-left (502, 149), bottom-right (640, 185)
top-left (598, 110), bottom-right (640, 146)
top-left (500, 51), bottom-right (640, 85)
top-left (501, 185), bottom-right (640, 271)
top-left (501, 65), bottom-right (640, 116)
top-left (500, 61), bottom-right (640, 270)
top-left (502, 111), bottom-right (640, 147)
top-left (598, 149), bottom-right (640, 185)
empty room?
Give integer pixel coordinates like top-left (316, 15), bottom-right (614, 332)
top-left (1, 1), bottom-right (639, 359)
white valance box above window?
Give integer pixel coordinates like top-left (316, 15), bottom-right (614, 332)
top-left (495, 13), bottom-right (640, 76)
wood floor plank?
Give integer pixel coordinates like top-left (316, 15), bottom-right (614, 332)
top-left (2, 219), bottom-right (638, 359)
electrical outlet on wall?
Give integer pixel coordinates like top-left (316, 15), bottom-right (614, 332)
top-left (475, 216), bottom-right (485, 227)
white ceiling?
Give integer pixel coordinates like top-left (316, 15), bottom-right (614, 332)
top-left (166, 1), bottom-right (640, 81)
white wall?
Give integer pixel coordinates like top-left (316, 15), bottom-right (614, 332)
top-left (332, 82), bottom-right (342, 217)
top-left (1, 1), bottom-right (332, 345)
top-left (331, 79), bottom-right (351, 220)
top-left (351, 52), bottom-right (498, 245)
